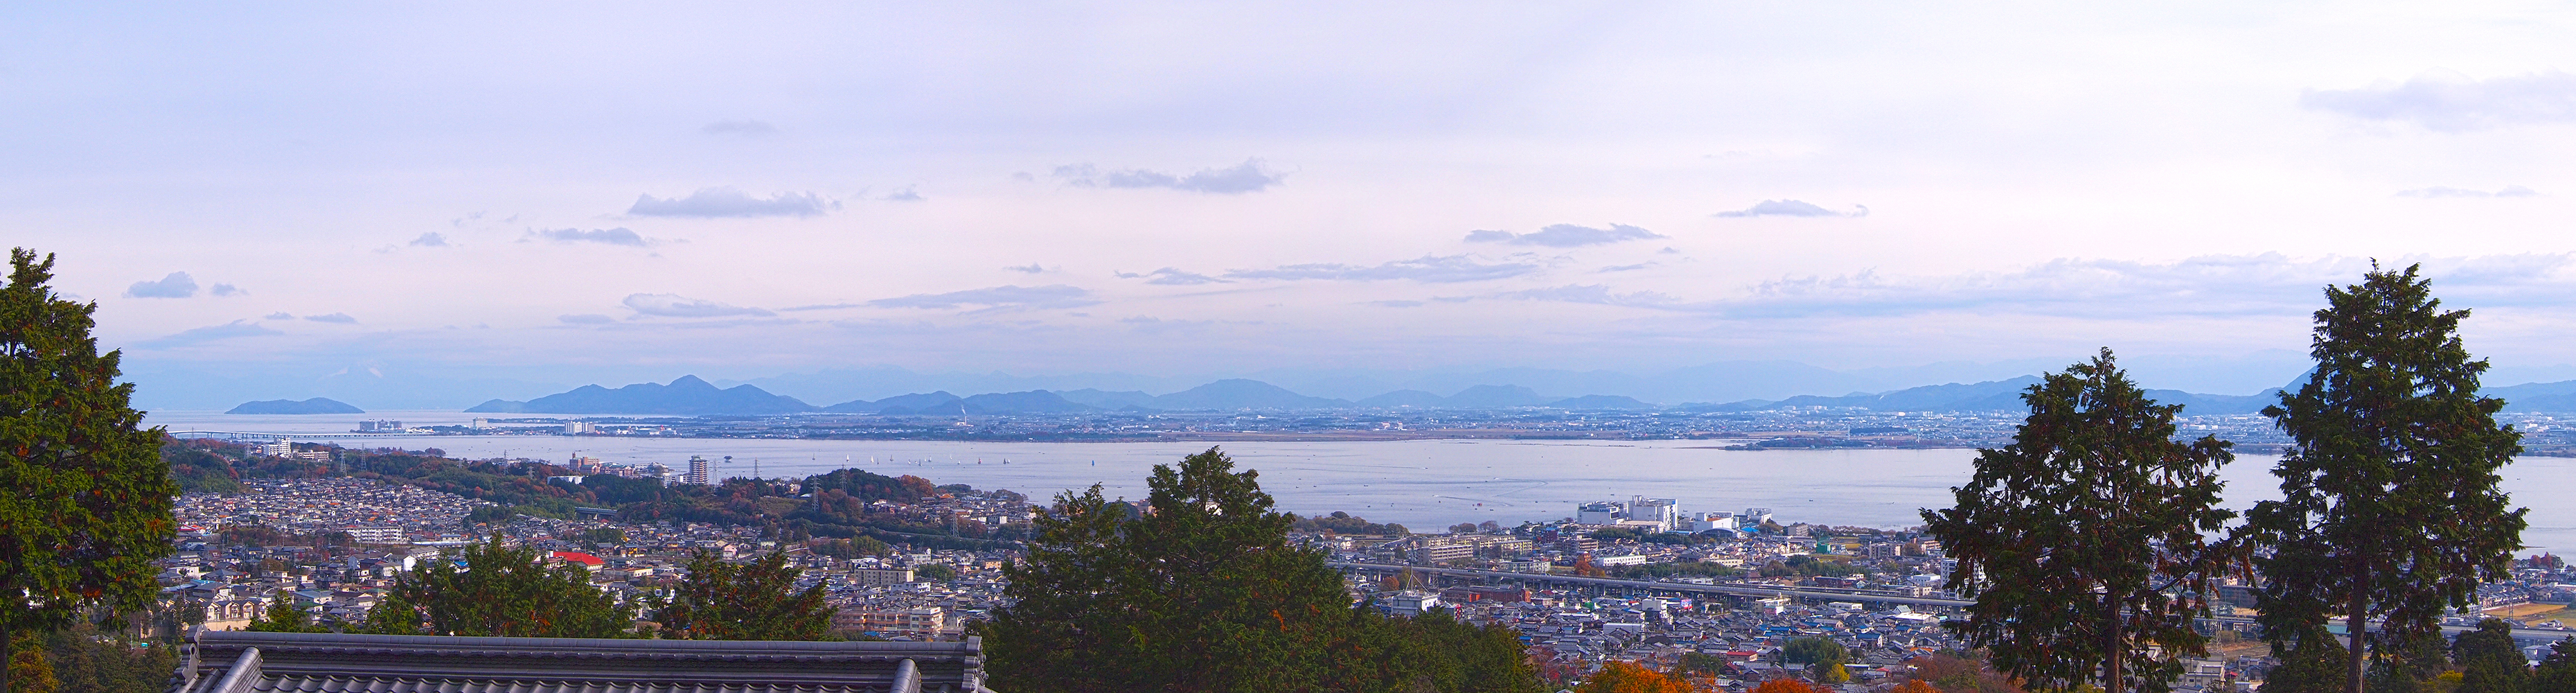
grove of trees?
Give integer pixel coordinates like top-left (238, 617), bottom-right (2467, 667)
top-left (981, 447), bottom-right (1539, 692)
top-left (1926, 265), bottom-right (2530, 693)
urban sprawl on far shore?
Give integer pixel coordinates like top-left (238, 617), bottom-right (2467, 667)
top-left (165, 437), bottom-right (2576, 692)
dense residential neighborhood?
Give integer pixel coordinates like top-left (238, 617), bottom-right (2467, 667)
top-left (155, 441), bottom-right (2576, 692)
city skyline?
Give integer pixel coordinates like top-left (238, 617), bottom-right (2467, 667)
top-left (10, 3), bottom-right (2576, 406)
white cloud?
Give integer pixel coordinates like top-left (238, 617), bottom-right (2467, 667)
top-left (867, 284), bottom-right (1100, 310)
top-left (409, 232), bottom-right (451, 247)
top-left (881, 186), bottom-right (925, 202)
top-left (1004, 263), bottom-right (1047, 274)
top-left (2303, 71), bottom-right (2576, 132)
top-left (1054, 159), bottom-right (1286, 194)
top-left (2395, 186), bottom-right (2538, 198)
top-left (263, 312), bottom-right (294, 320)
top-left (1225, 254), bottom-right (1540, 283)
top-left (1115, 267), bottom-right (1229, 285)
top-left (125, 272), bottom-right (198, 298)
top-left (210, 283), bottom-right (246, 296)
top-left (628, 187), bottom-right (835, 218)
top-left (622, 293), bottom-right (776, 317)
top-left (558, 314), bottom-right (616, 324)
top-left (1463, 223), bottom-right (1664, 247)
top-left (304, 313), bottom-right (357, 324)
top-left (1716, 200), bottom-right (1867, 218)
top-left (533, 228), bottom-right (649, 246)
top-left (132, 320), bottom-right (281, 349)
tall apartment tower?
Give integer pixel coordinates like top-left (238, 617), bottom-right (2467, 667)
top-left (685, 455), bottom-right (712, 485)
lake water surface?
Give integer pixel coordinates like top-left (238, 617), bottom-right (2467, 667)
top-left (152, 410), bottom-right (2576, 554)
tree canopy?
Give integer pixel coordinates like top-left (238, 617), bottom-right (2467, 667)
top-left (983, 446), bottom-right (1538, 693)
top-left (648, 551), bottom-right (832, 640)
top-left (2242, 263), bottom-right (2526, 693)
top-left (1923, 349), bottom-right (2235, 693)
top-left (369, 539), bottom-right (629, 638)
top-left (1, 249), bottom-right (177, 693)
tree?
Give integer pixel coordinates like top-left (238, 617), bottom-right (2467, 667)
top-left (242, 602), bottom-right (327, 633)
top-left (912, 563), bottom-right (957, 583)
top-left (2531, 638), bottom-right (2576, 693)
top-left (391, 539), bottom-right (628, 638)
top-left (1751, 678), bottom-right (1820, 693)
top-left (648, 551), bottom-right (832, 640)
top-left (1, 249), bottom-right (177, 693)
top-left (1784, 636), bottom-right (1850, 683)
top-left (2242, 263), bottom-right (2527, 693)
top-left (984, 446), bottom-right (1540, 693)
top-left (1921, 349), bottom-right (2236, 693)
top-left (2449, 619), bottom-right (2525, 693)
top-left (1580, 661), bottom-right (1699, 693)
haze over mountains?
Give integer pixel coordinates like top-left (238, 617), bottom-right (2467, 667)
top-left (455, 374), bottom-right (2576, 416)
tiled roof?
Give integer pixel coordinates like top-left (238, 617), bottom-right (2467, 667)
top-left (174, 631), bottom-right (987, 693)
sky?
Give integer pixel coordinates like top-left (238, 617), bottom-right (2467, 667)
top-left (9, 2), bottom-right (2576, 409)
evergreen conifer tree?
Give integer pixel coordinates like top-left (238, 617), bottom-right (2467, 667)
top-left (2242, 263), bottom-right (2526, 693)
top-left (1, 249), bottom-right (177, 693)
top-left (1924, 349), bottom-right (2236, 693)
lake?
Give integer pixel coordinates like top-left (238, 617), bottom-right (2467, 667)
top-left (152, 410), bottom-right (2576, 554)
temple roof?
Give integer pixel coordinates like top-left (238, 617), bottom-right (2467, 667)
top-left (173, 631), bottom-right (988, 693)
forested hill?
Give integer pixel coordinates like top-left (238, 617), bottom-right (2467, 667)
top-left (161, 439), bottom-right (1021, 549)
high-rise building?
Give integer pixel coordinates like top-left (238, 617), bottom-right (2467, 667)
top-left (684, 455), bottom-right (712, 485)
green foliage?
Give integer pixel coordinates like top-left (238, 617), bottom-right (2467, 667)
top-left (2243, 264), bottom-right (2528, 693)
top-left (984, 447), bottom-right (1538, 693)
top-left (649, 552), bottom-right (832, 640)
top-left (1784, 635), bottom-right (1847, 665)
top-left (1, 249), bottom-right (178, 693)
top-left (2448, 619), bottom-right (2525, 693)
top-left (2530, 638), bottom-right (2576, 693)
top-left (912, 563), bottom-right (957, 582)
top-left (392, 539), bottom-right (629, 638)
top-left (1590, 527), bottom-right (1643, 541)
top-left (39, 622), bottom-right (173, 693)
top-left (352, 588), bottom-right (424, 635)
top-left (243, 602), bottom-right (328, 633)
top-left (810, 536), bottom-right (889, 559)
top-left (581, 527), bottom-right (626, 545)
top-left (1757, 554), bottom-right (1861, 578)
top-left (1924, 349), bottom-right (2235, 693)
top-left (1288, 510), bottom-right (1409, 535)
top-left (161, 443), bottom-right (242, 494)
top-left (10, 631), bottom-right (55, 693)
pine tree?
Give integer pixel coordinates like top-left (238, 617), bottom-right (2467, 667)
top-left (2242, 263), bottom-right (2527, 693)
top-left (649, 551), bottom-right (832, 640)
top-left (1, 249), bottom-right (177, 693)
top-left (1923, 349), bottom-right (2236, 693)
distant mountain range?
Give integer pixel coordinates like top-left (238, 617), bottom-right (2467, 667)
top-left (226, 397), bottom-right (364, 414)
top-left (456, 372), bottom-right (2576, 416)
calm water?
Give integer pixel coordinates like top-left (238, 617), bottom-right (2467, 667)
top-left (153, 410), bottom-right (2576, 554)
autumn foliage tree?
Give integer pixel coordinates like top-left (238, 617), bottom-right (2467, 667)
top-left (1580, 661), bottom-right (1699, 693)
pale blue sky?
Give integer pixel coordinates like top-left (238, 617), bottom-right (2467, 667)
top-left (8, 2), bottom-right (2576, 407)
